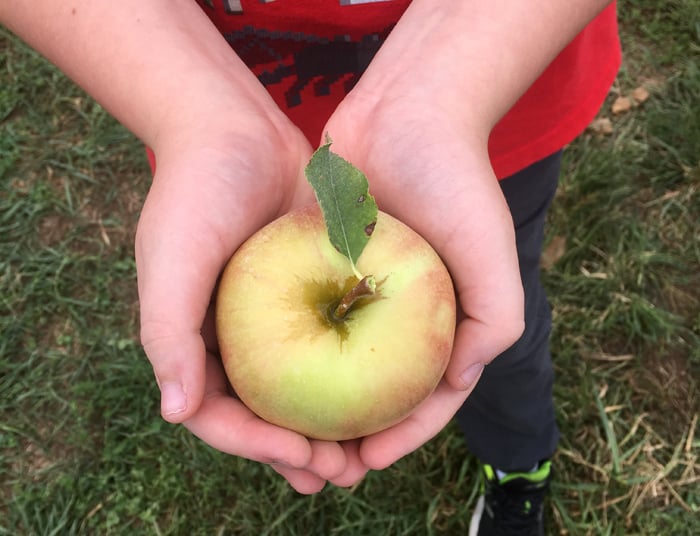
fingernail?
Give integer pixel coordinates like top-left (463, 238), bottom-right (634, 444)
top-left (161, 381), bottom-right (187, 416)
top-left (460, 363), bottom-right (484, 388)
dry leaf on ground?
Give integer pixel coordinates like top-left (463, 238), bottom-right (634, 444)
top-left (541, 235), bottom-right (567, 270)
top-left (588, 117), bottom-right (614, 135)
top-left (612, 96), bottom-right (633, 114)
top-left (632, 86), bottom-right (651, 103)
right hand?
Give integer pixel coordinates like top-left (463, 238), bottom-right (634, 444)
top-left (135, 111), bottom-right (369, 494)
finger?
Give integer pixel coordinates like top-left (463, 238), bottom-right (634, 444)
top-left (445, 322), bottom-right (512, 390)
top-left (143, 324), bottom-right (207, 423)
top-left (269, 464), bottom-right (328, 495)
top-left (183, 353), bottom-right (313, 468)
top-left (329, 439), bottom-right (370, 488)
top-left (359, 379), bottom-right (473, 470)
top-left (303, 440), bottom-right (347, 481)
top-left (441, 217), bottom-right (524, 390)
top-left (135, 161), bottom-right (242, 422)
top-left (433, 174), bottom-right (524, 389)
top-left (136, 219), bottom-right (217, 423)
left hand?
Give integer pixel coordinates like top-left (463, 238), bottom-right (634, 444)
top-left (319, 83), bottom-right (525, 479)
top-left (313, 0), bottom-right (609, 482)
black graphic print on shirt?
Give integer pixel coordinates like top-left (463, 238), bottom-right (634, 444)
top-left (198, 0), bottom-right (398, 108)
top-left (223, 27), bottom-right (390, 108)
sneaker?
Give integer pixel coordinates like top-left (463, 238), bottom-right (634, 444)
top-left (468, 460), bottom-right (552, 536)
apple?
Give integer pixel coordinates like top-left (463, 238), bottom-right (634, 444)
top-left (215, 204), bottom-right (456, 441)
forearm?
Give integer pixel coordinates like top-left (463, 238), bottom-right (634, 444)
top-left (0, 1), bottom-right (283, 154)
top-left (352, 0), bottom-right (613, 137)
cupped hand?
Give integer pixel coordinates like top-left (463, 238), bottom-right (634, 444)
top-left (321, 88), bottom-right (525, 471)
top-left (134, 114), bottom-right (369, 493)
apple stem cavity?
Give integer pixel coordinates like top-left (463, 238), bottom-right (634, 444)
top-left (332, 275), bottom-right (376, 321)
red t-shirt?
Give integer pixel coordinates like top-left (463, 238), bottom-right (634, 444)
top-left (192, 0), bottom-right (620, 179)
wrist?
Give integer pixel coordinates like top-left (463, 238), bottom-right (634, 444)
top-left (151, 90), bottom-right (302, 169)
top-left (327, 86), bottom-right (490, 180)
top-left (349, 0), bottom-right (613, 133)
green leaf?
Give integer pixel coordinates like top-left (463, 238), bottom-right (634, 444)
top-left (305, 140), bottom-right (378, 276)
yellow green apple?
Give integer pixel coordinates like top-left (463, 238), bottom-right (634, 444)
top-left (215, 204), bottom-right (456, 441)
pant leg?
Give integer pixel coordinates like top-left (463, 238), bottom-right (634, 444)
top-left (454, 151), bottom-right (562, 473)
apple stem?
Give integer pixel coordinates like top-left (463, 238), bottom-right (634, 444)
top-left (332, 275), bottom-right (376, 321)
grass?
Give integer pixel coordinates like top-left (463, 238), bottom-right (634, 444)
top-left (1, 1), bottom-right (698, 534)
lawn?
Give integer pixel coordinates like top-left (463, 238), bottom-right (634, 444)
top-left (1, 1), bottom-right (698, 534)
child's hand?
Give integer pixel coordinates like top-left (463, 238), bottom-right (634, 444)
top-left (320, 84), bottom-right (525, 476)
top-left (135, 118), bottom-right (369, 493)
top-left (314, 0), bottom-right (608, 476)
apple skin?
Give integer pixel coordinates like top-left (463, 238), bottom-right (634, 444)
top-left (215, 204), bottom-right (456, 441)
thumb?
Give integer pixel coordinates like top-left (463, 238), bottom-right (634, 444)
top-left (438, 183), bottom-right (525, 390)
top-left (135, 181), bottom-right (225, 423)
top-left (141, 321), bottom-right (207, 422)
top-left (441, 220), bottom-right (525, 390)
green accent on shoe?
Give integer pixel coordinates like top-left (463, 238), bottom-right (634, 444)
top-left (498, 460), bottom-right (552, 485)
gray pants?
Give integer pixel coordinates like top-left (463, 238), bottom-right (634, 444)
top-left (455, 151), bottom-right (562, 473)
